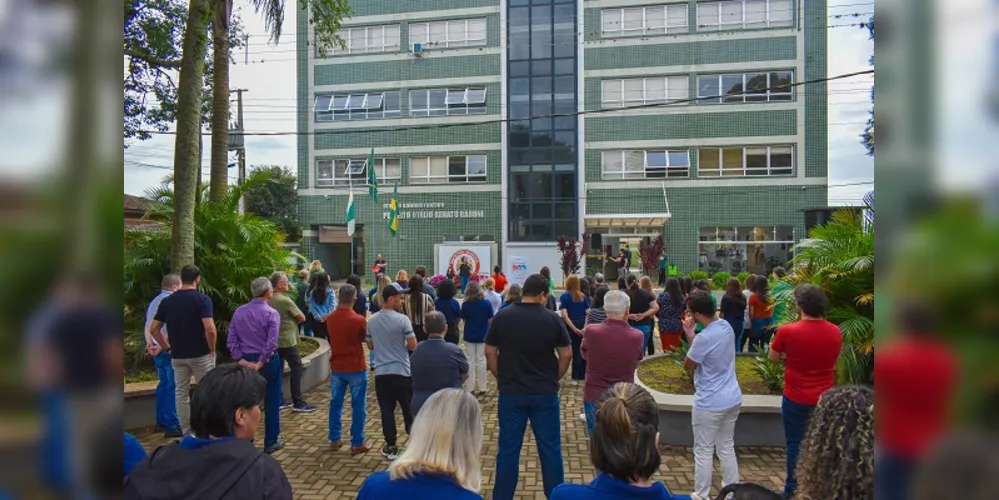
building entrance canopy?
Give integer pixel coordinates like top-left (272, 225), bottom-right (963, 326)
top-left (584, 213), bottom-right (671, 235)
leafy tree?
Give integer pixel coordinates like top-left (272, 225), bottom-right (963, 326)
top-left (245, 166), bottom-right (302, 241)
top-left (125, 180), bottom-right (295, 362)
top-left (861, 18), bottom-right (874, 156)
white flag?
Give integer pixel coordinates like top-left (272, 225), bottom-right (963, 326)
top-left (346, 189), bottom-right (356, 237)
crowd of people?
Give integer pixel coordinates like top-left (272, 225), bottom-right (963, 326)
top-left (125, 258), bottom-right (880, 500)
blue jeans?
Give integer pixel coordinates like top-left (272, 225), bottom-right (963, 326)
top-left (635, 324), bottom-right (652, 359)
top-left (584, 401), bottom-right (597, 435)
top-left (328, 371), bottom-right (368, 447)
top-left (876, 450), bottom-right (915, 500)
top-left (495, 393), bottom-right (564, 500)
top-left (369, 347), bottom-right (376, 368)
top-left (153, 351), bottom-right (180, 430)
top-left (750, 317), bottom-right (774, 352)
top-left (460, 276), bottom-right (470, 293)
top-left (242, 353), bottom-right (282, 447)
top-left (724, 319), bottom-right (744, 352)
top-left (299, 320), bottom-right (312, 337)
top-left (782, 396), bottom-right (815, 498)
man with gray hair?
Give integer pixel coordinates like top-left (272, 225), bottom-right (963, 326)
top-left (409, 311), bottom-right (468, 416)
top-left (594, 272), bottom-right (605, 285)
top-left (580, 290), bottom-right (645, 434)
top-left (144, 273), bottom-right (183, 438)
top-left (227, 276), bottom-right (285, 453)
top-left (268, 271), bottom-right (315, 413)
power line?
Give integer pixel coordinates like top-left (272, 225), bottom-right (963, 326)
top-left (133, 69), bottom-right (873, 137)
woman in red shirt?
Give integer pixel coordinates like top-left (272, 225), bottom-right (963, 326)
top-left (747, 276), bottom-right (775, 352)
top-left (491, 265), bottom-right (508, 294)
top-left (768, 284), bottom-right (842, 499)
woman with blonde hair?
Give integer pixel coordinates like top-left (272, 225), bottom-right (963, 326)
top-left (482, 278), bottom-right (502, 314)
top-left (501, 284), bottom-right (522, 310)
top-left (309, 260), bottom-right (324, 278)
top-left (394, 270), bottom-right (410, 291)
top-left (460, 282), bottom-right (493, 395)
top-left (559, 275), bottom-right (590, 384)
top-left (358, 388), bottom-right (484, 499)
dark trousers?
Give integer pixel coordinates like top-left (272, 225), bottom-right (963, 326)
top-left (495, 393), bottom-right (564, 500)
top-left (413, 324), bottom-right (427, 343)
top-left (374, 374), bottom-right (413, 447)
top-left (445, 321), bottom-right (460, 345)
top-left (657, 268), bottom-right (666, 285)
top-left (311, 318), bottom-right (328, 340)
top-left (645, 325), bottom-right (656, 356)
top-left (749, 317), bottom-right (774, 352)
top-left (782, 396), bottom-right (815, 498)
top-left (876, 450), bottom-right (915, 500)
top-left (724, 319), bottom-right (744, 352)
top-left (242, 353), bottom-right (282, 448)
top-left (277, 346), bottom-right (304, 405)
top-left (569, 328), bottom-right (586, 381)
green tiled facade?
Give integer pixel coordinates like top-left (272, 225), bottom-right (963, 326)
top-left (298, 0), bottom-right (828, 278)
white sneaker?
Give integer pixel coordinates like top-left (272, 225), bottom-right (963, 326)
top-left (579, 412), bottom-right (586, 422)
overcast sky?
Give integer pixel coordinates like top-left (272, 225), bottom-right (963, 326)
top-left (115, 0), bottom-right (877, 203)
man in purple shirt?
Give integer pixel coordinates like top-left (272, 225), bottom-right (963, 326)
top-left (227, 276), bottom-right (284, 453)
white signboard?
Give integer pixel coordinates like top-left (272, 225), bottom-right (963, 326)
top-left (436, 244), bottom-right (494, 277)
top-left (507, 256), bottom-right (530, 285)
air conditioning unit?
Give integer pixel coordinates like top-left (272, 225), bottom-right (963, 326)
top-left (412, 43), bottom-right (423, 57)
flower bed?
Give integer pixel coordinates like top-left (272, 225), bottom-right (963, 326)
top-left (637, 355), bottom-right (778, 396)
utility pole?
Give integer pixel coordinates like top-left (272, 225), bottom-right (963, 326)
top-left (230, 88), bottom-right (248, 214)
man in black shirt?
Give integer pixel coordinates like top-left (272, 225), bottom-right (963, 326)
top-left (625, 274), bottom-right (659, 358)
top-left (485, 274), bottom-right (571, 500)
top-left (149, 264), bottom-right (218, 434)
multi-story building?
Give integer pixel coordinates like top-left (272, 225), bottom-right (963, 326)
top-left (297, 0), bottom-right (828, 282)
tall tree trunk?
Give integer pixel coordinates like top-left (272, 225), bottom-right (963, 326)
top-left (171, 0), bottom-right (212, 272)
top-left (208, 1), bottom-right (231, 204)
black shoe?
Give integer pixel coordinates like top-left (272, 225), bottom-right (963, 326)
top-left (278, 400), bottom-right (293, 410)
top-left (380, 445), bottom-right (400, 460)
top-left (163, 427), bottom-right (184, 438)
top-left (154, 424), bottom-right (165, 432)
top-left (293, 402), bottom-right (317, 413)
top-left (264, 440), bottom-right (286, 454)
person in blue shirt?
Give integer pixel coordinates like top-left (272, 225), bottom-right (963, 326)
top-left (434, 279), bottom-right (462, 345)
top-left (551, 383), bottom-right (692, 500)
top-left (347, 275), bottom-right (367, 317)
top-left (559, 275), bottom-right (590, 383)
top-left (144, 274), bottom-right (184, 438)
top-left (459, 282), bottom-right (493, 395)
top-left (307, 273), bottom-right (336, 340)
top-left (358, 389), bottom-right (483, 500)
top-left (123, 432), bottom-right (147, 478)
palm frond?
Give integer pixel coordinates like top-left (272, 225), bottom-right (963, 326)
top-left (250, 0), bottom-right (285, 42)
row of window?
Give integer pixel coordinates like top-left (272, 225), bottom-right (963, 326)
top-left (315, 155), bottom-right (487, 186)
top-left (326, 18), bottom-right (486, 56)
top-left (600, 146), bottom-right (795, 179)
top-left (314, 88), bottom-right (486, 122)
top-left (600, 70), bottom-right (794, 108)
top-left (314, 146), bottom-right (794, 187)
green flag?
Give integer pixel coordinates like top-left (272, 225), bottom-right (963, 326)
top-left (367, 147), bottom-right (378, 203)
top-left (345, 189), bottom-right (356, 237)
top-left (388, 183), bottom-right (399, 236)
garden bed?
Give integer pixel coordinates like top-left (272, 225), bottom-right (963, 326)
top-left (637, 354), bottom-right (779, 396)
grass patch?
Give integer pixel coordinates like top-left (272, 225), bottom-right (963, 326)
top-left (637, 355), bottom-right (777, 396)
top-left (125, 338), bottom-right (321, 385)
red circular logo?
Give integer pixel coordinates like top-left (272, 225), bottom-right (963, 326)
top-left (449, 250), bottom-right (480, 276)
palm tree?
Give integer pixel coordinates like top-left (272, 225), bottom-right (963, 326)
top-left (775, 209), bottom-right (874, 385)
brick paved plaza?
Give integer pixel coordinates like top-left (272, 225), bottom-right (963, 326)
top-left (133, 342), bottom-right (787, 499)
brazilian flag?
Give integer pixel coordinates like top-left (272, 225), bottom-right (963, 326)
top-left (388, 183), bottom-right (399, 236)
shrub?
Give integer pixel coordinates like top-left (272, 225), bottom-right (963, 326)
top-left (711, 271), bottom-right (732, 290)
top-left (754, 348), bottom-right (786, 393)
top-left (737, 271), bottom-right (750, 286)
top-left (689, 270), bottom-right (709, 281)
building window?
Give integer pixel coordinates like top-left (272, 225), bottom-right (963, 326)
top-left (408, 18), bottom-right (487, 49)
top-left (409, 88), bottom-right (487, 116)
top-left (316, 158), bottom-right (402, 187)
top-left (602, 150), bottom-right (690, 179)
top-left (697, 145), bottom-right (794, 177)
top-left (314, 92), bottom-right (401, 122)
top-left (697, 71), bottom-right (793, 103)
top-left (601, 76), bottom-right (689, 108)
top-left (331, 25), bottom-right (401, 54)
top-left (698, 225), bottom-right (795, 274)
top-left (696, 0), bottom-right (793, 31)
top-left (409, 155), bottom-right (487, 183)
top-left (601, 4), bottom-right (689, 37)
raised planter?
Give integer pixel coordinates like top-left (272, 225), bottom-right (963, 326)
top-left (634, 354), bottom-right (784, 447)
top-left (124, 338), bottom-right (331, 431)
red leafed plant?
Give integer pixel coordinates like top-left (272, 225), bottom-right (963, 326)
top-left (638, 236), bottom-right (665, 275)
top-left (556, 234), bottom-right (581, 280)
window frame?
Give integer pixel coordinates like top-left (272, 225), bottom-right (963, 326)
top-left (601, 4), bottom-right (689, 37)
top-left (696, 145), bottom-right (795, 177)
top-left (696, 70), bottom-right (794, 103)
top-left (601, 76), bottom-right (689, 108)
top-left (409, 88), bottom-right (488, 116)
top-left (315, 158), bottom-right (402, 187)
top-left (695, 0), bottom-right (795, 31)
top-left (408, 18), bottom-right (488, 50)
top-left (331, 24), bottom-right (402, 55)
top-left (409, 155), bottom-right (489, 184)
top-left (601, 149), bottom-right (691, 179)
top-left (314, 91), bottom-right (401, 122)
